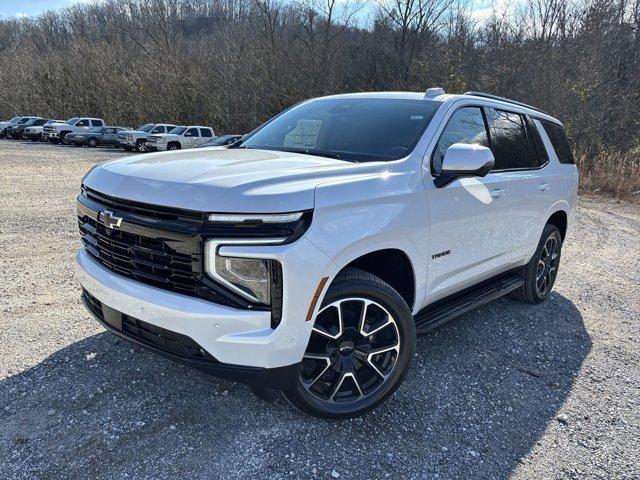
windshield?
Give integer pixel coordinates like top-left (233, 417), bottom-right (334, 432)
top-left (9, 116), bottom-right (20, 123)
top-left (66, 117), bottom-right (80, 125)
top-left (18, 117), bottom-right (31, 124)
top-left (138, 124), bottom-right (154, 132)
top-left (168, 127), bottom-right (186, 135)
top-left (239, 98), bottom-right (441, 162)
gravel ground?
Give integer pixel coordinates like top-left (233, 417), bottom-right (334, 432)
top-left (0, 140), bottom-right (638, 479)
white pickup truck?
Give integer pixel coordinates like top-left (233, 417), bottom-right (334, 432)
top-left (117, 123), bottom-right (178, 152)
top-left (144, 126), bottom-right (215, 151)
top-left (44, 117), bottom-right (105, 144)
top-left (76, 89), bottom-right (578, 418)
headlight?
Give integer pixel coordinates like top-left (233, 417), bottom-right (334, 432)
top-left (214, 255), bottom-right (274, 304)
top-left (205, 239), bottom-right (283, 305)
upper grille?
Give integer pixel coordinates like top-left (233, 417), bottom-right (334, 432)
top-left (77, 193), bottom-right (248, 308)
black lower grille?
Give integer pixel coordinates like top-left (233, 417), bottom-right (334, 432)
top-left (82, 289), bottom-right (214, 361)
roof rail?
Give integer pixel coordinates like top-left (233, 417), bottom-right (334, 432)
top-left (463, 91), bottom-right (547, 114)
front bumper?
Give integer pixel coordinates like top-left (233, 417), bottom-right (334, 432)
top-left (80, 288), bottom-right (299, 390)
top-left (76, 229), bottom-right (333, 375)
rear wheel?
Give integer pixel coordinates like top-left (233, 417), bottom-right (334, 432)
top-left (283, 268), bottom-right (415, 418)
top-left (511, 224), bottom-right (562, 303)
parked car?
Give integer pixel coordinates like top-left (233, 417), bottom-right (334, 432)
top-left (1, 116), bottom-right (37, 138)
top-left (195, 134), bottom-right (243, 148)
top-left (145, 126), bottom-right (215, 151)
top-left (23, 120), bottom-right (65, 142)
top-left (117, 123), bottom-right (178, 152)
top-left (5, 117), bottom-right (50, 140)
top-left (0, 116), bottom-right (27, 138)
top-left (76, 88), bottom-right (578, 418)
top-left (68, 126), bottom-right (128, 147)
top-left (44, 117), bottom-right (105, 144)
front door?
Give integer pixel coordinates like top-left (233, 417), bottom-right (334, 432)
top-left (425, 106), bottom-right (517, 302)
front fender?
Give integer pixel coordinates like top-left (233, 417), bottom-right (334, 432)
top-left (306, 169), bottom-right (429, 314)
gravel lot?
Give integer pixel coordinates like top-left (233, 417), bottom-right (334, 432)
top-left (0, 140), bottom-right (638, 479)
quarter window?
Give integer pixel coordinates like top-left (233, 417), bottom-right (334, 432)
top-left (485, 109), bottom-right (533, 170)
top-left (432, 107), bottom-right (489, 174)
top-left (540, 120), bottom-right (575, 164)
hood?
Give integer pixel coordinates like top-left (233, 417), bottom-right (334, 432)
top-left (83, 148), bottom-right (388, 212)
top-left (119, 129), bottom-right (146, 135)
top-left (148, 133), bottom-right (178, 141)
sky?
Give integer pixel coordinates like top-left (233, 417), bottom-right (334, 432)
top-left (0, 0), bottom-right (501, 21)
top-left (0, 0), bottom-right (99, 19)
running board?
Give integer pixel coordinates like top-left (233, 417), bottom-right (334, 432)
top-left (414, 273), bottom-right (524, 334)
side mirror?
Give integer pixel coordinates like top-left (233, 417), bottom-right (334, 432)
top-left (434, 143), bottom-right (495, 188)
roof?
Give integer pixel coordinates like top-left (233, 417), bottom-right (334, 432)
top-left (310, 89), bottom-right (561, 124)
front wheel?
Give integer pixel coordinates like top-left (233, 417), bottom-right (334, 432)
top-left (88, 138), bottom-right (98, 148)
top-left (283, 268), bottom-right (415, 418)
top-left (136, 140), bottom-right (148, 152)
top-left (511, 224), bottom-right (562, 303)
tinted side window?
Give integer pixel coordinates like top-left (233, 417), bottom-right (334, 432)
top-left (541, 120), bottom-right (575, 164)
top-left (200, 128), bottom-right (213, 137)
top-left (91, 119), bottom-right (104, 127)
top-left (76, 119), bottom-right (89, 126)
top-left (151, 126), bottom-right (164, 133)
top-left (485, 109), bottom-right (533, 170)
top-left (527, 118), bottom-right (548, 167)
top-left (34, 119), bottom-right (46, 126)
top-left (185, 128), bottom-right (199, 137)
top-left (432, 107), bottom-right (489, 174)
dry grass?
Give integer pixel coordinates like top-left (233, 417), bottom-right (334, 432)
top-left (576, 149), bottom-right (640, 200)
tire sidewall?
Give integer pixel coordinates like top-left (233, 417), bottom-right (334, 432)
top-left (529, 225), bottom-right (562, 303)
top-left (285, 277), bottom-right (416, 419)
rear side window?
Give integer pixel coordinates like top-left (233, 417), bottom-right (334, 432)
top-left (527, 118), bottom-right (549, 167)
top-left (540, 120), bottom-right (575, 164)
top-left (91, 119), bottom-right (104, 127)
top-left (200, 128), bottom-right (213, 137)
top-left (432, 107), bottom-right (489, 174)
top-left (485, 108), bottom-right (533, 170)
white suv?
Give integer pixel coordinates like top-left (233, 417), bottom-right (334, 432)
top-left (76, 89), bottom-right (578, 418)
top-left (145, 125), bottom-right (215, 151)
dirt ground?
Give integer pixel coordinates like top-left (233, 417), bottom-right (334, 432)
top-left (1, 140), bottom-right (638, 479)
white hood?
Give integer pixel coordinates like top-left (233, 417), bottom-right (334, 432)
top-left (83, 147), bottom-right (388, 212)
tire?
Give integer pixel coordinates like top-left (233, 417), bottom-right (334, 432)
top-left (283, 268), bottom-right (416, 419)
top-left (123, 145), bottom-right (133, 152)
top-left (88, 138), bottom-right (98, 148)
top-left (60, 132), bottom-right (70, 144)
top-left (31, 136), bottom-right (38, 142)
top-left (510, 224), bottom-right (562, 304)
top-left (49, 138), bottom-right (59, 144)
top-left (136, 140), bottom-right (148, 152)
top-left (167, 142), bottom-right (180, 151)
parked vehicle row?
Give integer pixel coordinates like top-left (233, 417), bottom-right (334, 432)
top-left (1, 115), bottom-right (240, 151)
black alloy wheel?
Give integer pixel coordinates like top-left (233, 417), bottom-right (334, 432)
top-left (283, 268), bottom-right (415, 418)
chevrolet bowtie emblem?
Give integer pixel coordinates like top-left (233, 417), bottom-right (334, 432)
top-left (99, 210), bottom-right (123, 229)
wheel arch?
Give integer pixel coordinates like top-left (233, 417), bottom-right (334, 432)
top-left (333, 248), bottom-right (416, 311)
top-left (546, 209), bottom-right (568, 241)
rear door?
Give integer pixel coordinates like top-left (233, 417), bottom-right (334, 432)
top-left (102, 128), bottom-right (117, 145)
top-left (199, 128), bottom-right (213, 145)
top-left (483, 108), bottom-right (551, 262)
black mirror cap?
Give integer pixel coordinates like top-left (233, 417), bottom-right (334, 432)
top-left (433, 160), bottom-right (494, 188)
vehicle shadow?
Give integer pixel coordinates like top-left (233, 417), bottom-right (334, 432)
top-left (0, 293), bottom-right (589, 479)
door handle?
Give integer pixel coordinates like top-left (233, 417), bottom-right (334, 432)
top-left (538, 183), bottom-right (550, 191)
top-left (490, 188), bottom-right (506, 198)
